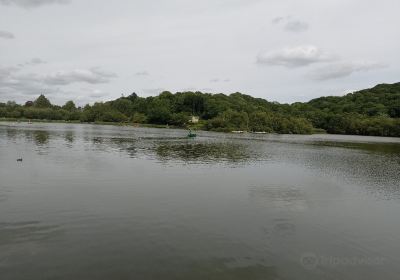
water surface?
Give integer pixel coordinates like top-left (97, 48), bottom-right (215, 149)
top-left (1, 122), bottom-right (400, 279)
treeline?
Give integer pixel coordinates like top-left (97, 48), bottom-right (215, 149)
top-left (0, 82), bottom-right (399, 136)
top-left (288, 83), bottom-right (400, 137)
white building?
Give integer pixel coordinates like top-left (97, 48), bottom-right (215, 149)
top-left (190, 116), bottom-right (199, 123)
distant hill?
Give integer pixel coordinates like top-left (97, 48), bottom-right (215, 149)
top-left (307, 83), bottom-right (400, 118)
top-left (1, 83), bottom-right (399, 137)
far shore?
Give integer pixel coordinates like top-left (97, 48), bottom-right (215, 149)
top-left (0, 117), bottom-right (329, 135)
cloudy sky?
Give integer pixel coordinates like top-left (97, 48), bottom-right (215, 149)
top-left (0, 0), bottom-right (399, 105)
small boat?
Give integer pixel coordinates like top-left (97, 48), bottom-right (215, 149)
top-left (231, 130), bottom-right (245, 134)
top-left (187, 130), bottom-right (197, 138)
top-left (17, 158), bottom-right (23, 162)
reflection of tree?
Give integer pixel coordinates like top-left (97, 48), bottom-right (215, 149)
top-left (6, 129), bottom-right (18, 140)
top-left (300, 141), bottom-right (400, 199)
top-left (90, 137), bottom-right (137, 158)
top-left (312, 141), bottom-right (400, 155)
top-left (64, 131), bottom-right (75, 144)
top-left (155, 142), bottom-right (251, 163)
top-left (33, 130), bottom-right (50, 146)
top-left (110, 138), bottom-right (137, 158)
top-left (87, 137), bottom-right (252, 163)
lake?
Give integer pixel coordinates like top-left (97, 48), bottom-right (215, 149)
top-left (1, 122), bottom-right (400, 280)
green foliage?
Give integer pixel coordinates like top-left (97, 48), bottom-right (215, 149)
top-left (110, 98), bottom-right (133, 116)
top-left (34, 94), bottom-right (52, 108)
top-left (146, 98), bottom-right (172, 124)
top-left (308, 83), bottom-right (400, 117)
top-left (169, 112), bottom-right (190, 126)
top-left (1, 82), bottom-right (399, 136)
top-left (206, 110), bottom-right (249, 132)
top-left (249, 112), bottom-right (274, 133)
top-left (62, 101), bottom-right (77, 112)
top-left (132, 112), bottom-right (147, 124)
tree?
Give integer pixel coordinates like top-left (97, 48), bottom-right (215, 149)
top-left (132, 112), bottom-right (147, 123)
top-left (1, 82), bottom-right (399, 136)
top-left (127, 92), bottom-right (138, 102)
top-left (146, 99), bottom-right (172, 124)
top-left (111, 98), bottom-right (133, 116)
top-left (62, 101), bottom-right (77, 112)
top-left (34, 94), bottom-right (52, 108)
top-left (24, 101), bottom-right (34, 107)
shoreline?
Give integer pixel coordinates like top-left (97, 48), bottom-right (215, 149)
top-left (0, 117), bottom-right (325, 135)
top-left (2, 119), bottom-right (400, 144)
top-left (4, 118), bottom-right (400, 139)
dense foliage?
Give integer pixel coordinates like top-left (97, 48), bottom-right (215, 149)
top-left (1, 83), bottom-right (399, 136)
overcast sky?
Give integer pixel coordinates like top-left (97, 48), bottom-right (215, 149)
top-left (1, 0), bottom-right (399, 105)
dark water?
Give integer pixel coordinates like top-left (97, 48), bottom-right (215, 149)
top-left (1, 122), bottom-right (400, 280)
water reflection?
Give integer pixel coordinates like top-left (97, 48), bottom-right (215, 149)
top-left (64, 131), bottom-right (75, 144)
top-left (85, 136), bottom-right (251, 163)
top-left (89, 136), bottom-right (138, 157)
top-left (297, 145), bottom-right (400, 199)
top-left (271, 218), bottom-right (296, 237)
top-left (157, 258), bottom-right (279, 280)
top-left (154, 142), bottom-right (251, 163)
top-left (249, 185), bottom-right (305, 203)
top-left (5, 128), bottom-right (18, 141)
top-left (1, 123), bottom-right (400, 198)
top-left (311, 141), bottom-right (400, 156)
top-left (2, 123), bottom-right (400, 280)
top-left (0, 190), bottom-right (9, 203)
top-left (0, 221), bottom-right (63, 246)
top-left (33, 130), bottom-right (50, 146)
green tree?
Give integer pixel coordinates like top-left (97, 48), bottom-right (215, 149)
top-left (62, 101), bottom-right (77, 112)
top-left (34, 95), bottom-right (52, 108)
top-left (132, 112), bottom-right (147, 123)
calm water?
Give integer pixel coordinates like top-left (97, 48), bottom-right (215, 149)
top-left (1, 122), bottom-right (400, 280)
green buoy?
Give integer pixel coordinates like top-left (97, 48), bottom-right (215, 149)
top-left (187, 130), bottom-right (197, 138)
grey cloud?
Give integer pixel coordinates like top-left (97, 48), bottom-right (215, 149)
top-left (1, 0), bottom-right (399, 104)
top-left (135, 71), bottom-right (149, 76)
top-left (142, 88), bottom-right (164, 95)
top-left (43, 68), bottom-right (117, 85)
top-left (272, 16), bottom-right (309, 32)
top-left (210, 78), bottom-right (230, 83)
top-left (271, 17), bottom-right (284, 24)
top-left (0, 0), bottom-right (70, 8)
top-left (284, 20), bottom-right (309, 32)
top-left (0, 66), bottom-right (19, 79)
top-left (29, 58), bottom-right (46, 65)
top-left (0, 30), bottom-right (15, 39)
top-left (12, 58), bottom-right (46, 69)
top-left (257, 45), bottom-right (332, 67)
top-left (0, 67), bottom-right (116, 98)
top-left (310, 61), bottom-right (387, 81)
top-left (78, 87), bottom-right (109, 101)
top-left (90, 91), bottom-right (107, 98)
top-left (88, 89), bottom-right (108, 98)
top-left (0, 71), bottom-right (44, 96)
top-left (25, 58), bottom-right (47, 66)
